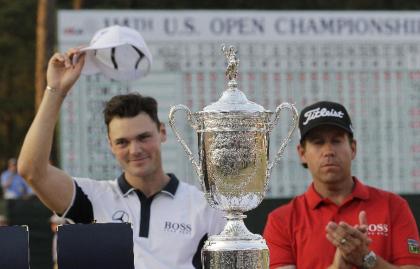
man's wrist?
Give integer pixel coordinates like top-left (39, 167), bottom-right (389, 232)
top-left (361, 250), bottom-right (377, 269)
top-left (46, 86), bottom-right (66, 98)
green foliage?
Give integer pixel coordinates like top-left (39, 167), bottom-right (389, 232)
top-left (0, 1), bottom-right (37, 169)
top-left (55, 0), bottom-right (420, 10)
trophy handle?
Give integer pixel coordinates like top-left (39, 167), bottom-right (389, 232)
top-left (168, 104), bottom-right (203, 181)
top-left (266, 103), bottom-right (299, 178)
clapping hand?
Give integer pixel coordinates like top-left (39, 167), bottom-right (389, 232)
top-left (326, 211), bottom-right (372, 268)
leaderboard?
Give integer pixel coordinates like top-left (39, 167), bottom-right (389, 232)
top-left (58, 11), bottom-right (420, 197)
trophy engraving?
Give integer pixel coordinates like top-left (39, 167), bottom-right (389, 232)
top-left (169, 45), bottom-right (298, 268)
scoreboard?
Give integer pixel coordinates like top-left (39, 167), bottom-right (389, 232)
top-left (58, 11), bottom-right (420, 197)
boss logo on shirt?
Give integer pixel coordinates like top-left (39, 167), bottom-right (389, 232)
top-left (164, 221), bottom-right (192, 235)
top-left (112, 210), bottom-right (130, 223)
top-left (367, 223), bottom-right (389, 236)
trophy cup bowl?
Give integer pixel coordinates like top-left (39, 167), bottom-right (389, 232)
top-left (169, 45), bottom-right (298, 268)
top-left (197, 111), bottom-right (271, 213)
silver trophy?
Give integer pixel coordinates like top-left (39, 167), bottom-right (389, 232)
top-left (169, 45), bottom-right (298, 268)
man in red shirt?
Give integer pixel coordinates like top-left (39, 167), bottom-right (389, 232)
top-left (263, 101), bottom-right (420, 269)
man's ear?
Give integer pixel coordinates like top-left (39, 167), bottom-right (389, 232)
top-left (351, 139), bottom-right (357, 160)
top-left (107, 135), bottom-right (114, 153)
top-left (160, 123), bottom-right (167, 143)
top-left (297, 143), bottom-right (307, 164)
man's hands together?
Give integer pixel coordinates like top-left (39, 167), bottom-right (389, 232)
top-left (326, 211), bottom-right (372, 269)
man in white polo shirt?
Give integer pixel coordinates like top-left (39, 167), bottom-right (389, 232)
top-left (18, 47), bottom-right (225, 268)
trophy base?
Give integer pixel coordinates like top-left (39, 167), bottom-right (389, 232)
top-left (201, 236), bottom-right (269, 269)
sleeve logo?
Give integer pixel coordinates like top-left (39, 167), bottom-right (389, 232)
top-left (408, 239), bottom-right (420, 254)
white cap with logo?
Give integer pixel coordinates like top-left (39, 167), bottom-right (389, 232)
top-left (80, 25), bottom-right (152, 81)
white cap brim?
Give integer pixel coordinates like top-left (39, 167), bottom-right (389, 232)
top-left (80, 49), bottom-right (101, 75)
top-left (79, 45), bottom-right (152, 81)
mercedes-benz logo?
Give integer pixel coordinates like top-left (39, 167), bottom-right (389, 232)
top-left (112, 210), bottom-right (129, 223)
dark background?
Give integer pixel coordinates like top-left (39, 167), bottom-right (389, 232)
top-left (5, 195), bottom-right (420, 269)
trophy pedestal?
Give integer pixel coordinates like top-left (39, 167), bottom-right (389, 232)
top-left (202, 236), bottom-right (269, 269)
top-left (201, 217), bottom-right (269, 269)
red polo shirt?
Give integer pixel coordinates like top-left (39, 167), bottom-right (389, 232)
top-left (263, 177), bottom-right (420, 269)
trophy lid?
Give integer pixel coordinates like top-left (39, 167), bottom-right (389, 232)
top-left (203, 45), bottom-right (267, 113)
top-left (203, 89), bottom-right (266, 113)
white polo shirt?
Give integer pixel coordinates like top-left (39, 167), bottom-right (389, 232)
top-left (62, 174), bottom-right (226, 269)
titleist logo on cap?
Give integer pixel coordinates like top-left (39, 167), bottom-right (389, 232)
top-left (302, 107), bottom-right (344, 125)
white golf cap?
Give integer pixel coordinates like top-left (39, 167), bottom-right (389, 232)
top-left (80, 25), bottom-right (152, 81)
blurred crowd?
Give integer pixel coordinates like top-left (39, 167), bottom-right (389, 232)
top-left (0, 157), bottom-right (35, 225)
